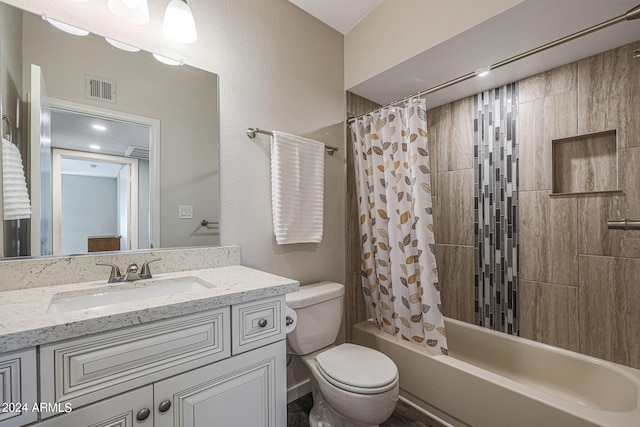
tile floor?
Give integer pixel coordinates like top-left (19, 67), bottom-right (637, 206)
top-left (287, 393), bottom-right (448, 427)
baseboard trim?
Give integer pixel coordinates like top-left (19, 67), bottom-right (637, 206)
top-left (287, 378), bottom-right (312, 404)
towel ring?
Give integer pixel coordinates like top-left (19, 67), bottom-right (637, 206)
top-left (2, 115), bottom-right (12, 143)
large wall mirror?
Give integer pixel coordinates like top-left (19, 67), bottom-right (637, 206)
top-left (0, 1), bottom-right (220, 258)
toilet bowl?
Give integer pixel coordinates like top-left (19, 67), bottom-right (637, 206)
top-left (286, 282), bottom-right (399, 427)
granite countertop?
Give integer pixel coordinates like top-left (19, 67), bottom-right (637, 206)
top-left (0, 265), bottom-right (299, 353)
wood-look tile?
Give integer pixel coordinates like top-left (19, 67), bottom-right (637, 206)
top-left (578, 41), bottom-right (640, 149)
top-left (436, 244), bottom-right (474, 324)
top-left (619, 147), bottom-right (640, 218)
top-left (519, 63), bottom-right (577, 103)
top-left (519, 91), bottom-right (578, 192)
top-left (437, 169), bottom-right (474, 246)
top-left (432, 97), bottom-right (474, 173)
top-left (346, 91), bottom-right (381, 118)
top-left (519, 280), bottom-right (579, 352)
top-left (552, 131), bottom-right (617, 194)
top-left (426, 108), bottom-right (439, 197)
top-left (432, 195), bottom-right (441, 245)
top-left (579, 255), bottom-right (640, 369)
top-left (577, 193), bottom-right (640, 258)
top-left (578, 148), bottom-right (640, 258)
top-left (519, 191), bottom-right (578, 286)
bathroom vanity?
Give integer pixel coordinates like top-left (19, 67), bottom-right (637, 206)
top-left (0, 262), bottom-right (298, 427)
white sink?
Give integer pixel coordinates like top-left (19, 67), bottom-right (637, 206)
top-left (47, 277), bottom-right (214, 315)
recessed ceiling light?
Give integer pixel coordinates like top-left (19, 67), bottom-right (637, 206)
top-left (92, 124), bottom-right (107, 131)
top-left (475, 66), bottom-right (491, 77)
top-left (89, 144), bottom-right (101, 150)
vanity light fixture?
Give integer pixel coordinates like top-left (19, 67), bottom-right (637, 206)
top-left (152, 53), bottom-right (183, 66)
top-left (107, 0), bottom-right (150, 25)
top-left (105, 37), bottom-right (141, 52)
top-left (162, 0), bottom-right (198, 44)
top-left (42, 14), bottom-right (89, 36)
top-left (475, 66), bottom-right (491, 77)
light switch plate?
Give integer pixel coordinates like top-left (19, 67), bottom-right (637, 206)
top-left (178, 205), bottom-right (193, 219)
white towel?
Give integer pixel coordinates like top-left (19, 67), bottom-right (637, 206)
top-left (271, 131), bottom-right (324, 244)
top-left (2, 138), bottom-right (32, 220)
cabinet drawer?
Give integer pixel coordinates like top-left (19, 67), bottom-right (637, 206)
top-left (232, 296), bottom-right (285, 354)
top-left (0, 348), bottom-right (37, 427)
top-left (35, 385), bottom-right (153, 427)
top-left (40, 308), bottom-right (230, 415)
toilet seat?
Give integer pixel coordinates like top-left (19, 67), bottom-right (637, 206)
top-left (314, 344), bottom-right (398, 395)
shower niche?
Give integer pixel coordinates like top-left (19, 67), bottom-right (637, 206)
top-left (551, 129), bottom-right (620, 195)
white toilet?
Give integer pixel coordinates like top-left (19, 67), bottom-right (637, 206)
top-left (286, 281), bottom-right (399, 427)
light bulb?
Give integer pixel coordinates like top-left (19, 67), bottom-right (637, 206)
top-left (107, 0), bottom-right (150, 25)
top-left (163, 0), bottom-right (198, 44)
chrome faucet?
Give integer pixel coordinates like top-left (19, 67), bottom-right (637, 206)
top-left (123, 263), bottom-right (141, 282)
top-left (140, 259), bottom-right (161, 279)
top-left (97, 259), bottom-right (161, 283)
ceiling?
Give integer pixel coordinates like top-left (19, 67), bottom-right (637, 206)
top-left (288, 0), bottom-right (383, 34)
top-left (51, 109), bottom-right (150, 177)
top-left (292, 0), bottom-right (640, 109)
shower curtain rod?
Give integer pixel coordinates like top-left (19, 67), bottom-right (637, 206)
top-left (347, 4), bottom-right (640, 124)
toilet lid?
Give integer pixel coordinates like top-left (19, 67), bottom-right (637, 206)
top-left (314, 344), bottom-right (398, 394)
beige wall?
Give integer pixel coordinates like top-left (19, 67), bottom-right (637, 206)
top-left (1, 0), bottom-right (345, 287)
top-left (424, 41), bottom-right (640, 369)
top-left (344, 0), bottom-right (522, 89)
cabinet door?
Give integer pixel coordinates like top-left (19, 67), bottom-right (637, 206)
top-left (154, 341), bottom-right (286, 427)
top-left (0, 348), bottom-right (37, 427)
top-left (35, 385), bottom-right (153, 427)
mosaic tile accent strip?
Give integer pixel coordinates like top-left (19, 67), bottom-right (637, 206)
top-left (474, 83), bottom-right (519, 335)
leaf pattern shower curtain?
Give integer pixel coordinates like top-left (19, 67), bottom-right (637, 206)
top-left (350, 98), bottom-right (447, 354)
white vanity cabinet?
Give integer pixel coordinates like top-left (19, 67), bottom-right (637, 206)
top-left (34, 386), bottom-right (154, 427)
top-left (154, 341), bottom-right (285, 427)
top-left (3, 295), bottom-right (287, 427)
top-left (0, 349), bottom-right (38, 427)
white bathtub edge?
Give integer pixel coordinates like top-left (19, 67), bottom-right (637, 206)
top-left (353, 319), bottom-right (640, 427)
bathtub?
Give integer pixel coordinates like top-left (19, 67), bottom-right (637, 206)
top-left (352, 318), bottom-right (640, 427)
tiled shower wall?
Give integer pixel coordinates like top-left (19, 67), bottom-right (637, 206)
top-left (347, 40), bottom-right (640, 370)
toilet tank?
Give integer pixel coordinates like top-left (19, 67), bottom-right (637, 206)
top-left (286, 281), bottom-right (345, 356)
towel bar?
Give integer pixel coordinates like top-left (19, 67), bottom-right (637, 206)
top-left (246, 127), bottom-right (339, 155)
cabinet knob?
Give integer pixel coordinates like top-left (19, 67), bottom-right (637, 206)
top-left (258, 318), bottom-right (268, 328)
top-left (136, 408), bottom-right (151, 421)
top-left (158, 400), bottom-right (172, 413)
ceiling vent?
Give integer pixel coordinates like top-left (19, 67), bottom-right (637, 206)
top-left (85, 75), bottom-right (116, 104)
top-left (125, 145), bottom-right (149, 160)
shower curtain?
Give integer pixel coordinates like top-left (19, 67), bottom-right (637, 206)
top-left (350, 98), bottom-right (447, 354)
